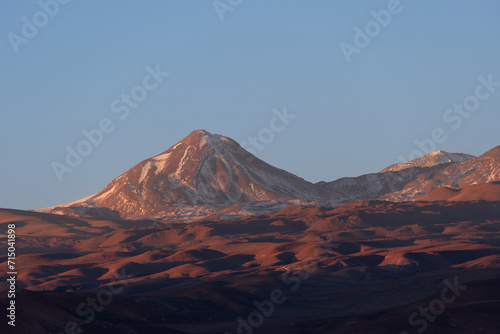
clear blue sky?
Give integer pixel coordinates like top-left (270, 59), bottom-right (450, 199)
top-left (1, 1), bottom-right (499, 210)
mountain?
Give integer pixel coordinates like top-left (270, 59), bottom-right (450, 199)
top-left (318, 165), bottom-right (446, 205)
top-left (43, 130), bottom-right (325, 219)
top-left (381, 150), bottom-right (475, 172)
top-left (40, 130), bottom-right (500, 220)
top-left (382, 145), bottom-right (500, 201)
top-left (313, 150), bottom-right (476, 205)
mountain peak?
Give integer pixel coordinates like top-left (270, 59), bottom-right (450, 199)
top-left (47, 130), bottom-right (323, 219)
top-left (482, 145), bottom-right (500, 158)
top-left (188, 129), bottom-right (211, 137)
top-left (182, 129), bottom-right (237, 149)
top-left (382, 150), bottom-right (475, 173)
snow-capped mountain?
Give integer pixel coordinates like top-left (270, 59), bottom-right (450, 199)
top-left (40, 130), bottom-right (500, 220)
top-left (44, 130), bottom-right (326, 219)
top-left (382, 145), bottom-right (500, 201)
top-left (381, 150), bottom-right (475, 172)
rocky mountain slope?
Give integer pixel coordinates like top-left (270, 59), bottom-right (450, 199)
top-left (42, 130), bottom-right (325, 219)
top-left (382, 145), bottom-right (500, 201)
top-left (381, 150), bottom-right (475, 172)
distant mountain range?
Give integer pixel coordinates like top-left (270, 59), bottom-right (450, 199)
top-left (39, 130), bottom-right (500, 220)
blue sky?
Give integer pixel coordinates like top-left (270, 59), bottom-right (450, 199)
top-left (1, 1), bottom-right (500, 210)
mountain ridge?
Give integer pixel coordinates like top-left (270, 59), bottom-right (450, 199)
top-left (381, 149), bottom-right (475, 172)
top-left (39, 130), bottom-right (500, 220)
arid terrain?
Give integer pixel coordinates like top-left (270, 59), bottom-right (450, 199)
top-left (2, 131), bottom-right (500, 333)
top-left (2, 195), bottom-right (500, 333)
